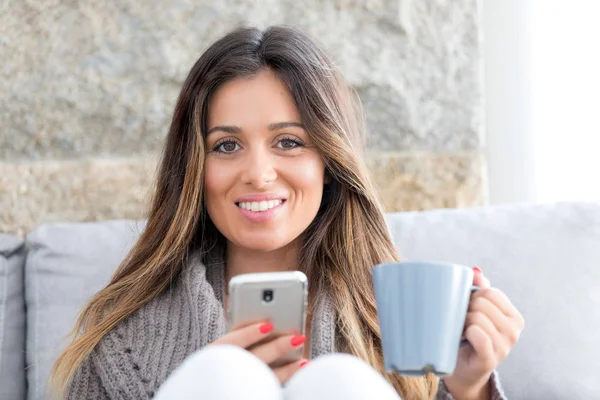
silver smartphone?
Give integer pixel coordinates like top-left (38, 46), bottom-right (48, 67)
top-left (227, 271), bottom-right (308, 366)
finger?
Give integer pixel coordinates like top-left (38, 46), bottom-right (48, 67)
top-left (464, 311), bottom-right (509, 360)
top-left (479, 288), bottom-right (526, 329)
top-left (479, 290), bottom-right (524, 345)
top-left (469, 293), bottom-right (512, 335)
top-left (464, 325), bottom-right (496, 371)
top-left (469, 292), bottom-right (523, 349)
top-left (211, 321), bottom-right (273, 348)
top-left (272, 359), bottom-right (308, 384)
top-left (251, 334), bottom-right (306, 366)
top-left (472, 266), bottom-right (491, 289)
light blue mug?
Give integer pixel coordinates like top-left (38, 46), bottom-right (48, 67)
top-left (373, 261), bottom-right (478, 376)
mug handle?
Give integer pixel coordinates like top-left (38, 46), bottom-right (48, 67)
top-left (459, 285), bottom-right (480, 347)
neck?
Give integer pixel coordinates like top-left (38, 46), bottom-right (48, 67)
top-left (224, 238), bottom-right (301, 284)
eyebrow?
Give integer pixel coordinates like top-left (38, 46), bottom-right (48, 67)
top-left (206, 122), bottom-right (305, 135)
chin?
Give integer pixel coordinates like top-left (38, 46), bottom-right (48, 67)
top-left (235, 235), bottom-right (294, 252)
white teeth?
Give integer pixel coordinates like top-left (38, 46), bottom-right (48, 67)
top-left (238, 199), bottom-right (283, 212)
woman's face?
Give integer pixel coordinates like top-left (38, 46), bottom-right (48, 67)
top-left (204, 69), bottom-right (326, 252)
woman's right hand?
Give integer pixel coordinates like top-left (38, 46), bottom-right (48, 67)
top-left (209, 322), bottom-right (308, 383)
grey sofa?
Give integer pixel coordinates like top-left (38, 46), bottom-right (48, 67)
top-left (1, 201), bottom-right (599, 399)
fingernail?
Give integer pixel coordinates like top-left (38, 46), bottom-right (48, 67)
top-left (291, 335), bottom-right (306, 347)
top-left (299, 360), bottom-right (310, 367)
top-left (259, 323), bottom-right (274, 334)
top-left (473, 266), bottom-right (483, 274)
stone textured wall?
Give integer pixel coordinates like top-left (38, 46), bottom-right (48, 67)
top-left (0, 0), bottom-right (487, 236)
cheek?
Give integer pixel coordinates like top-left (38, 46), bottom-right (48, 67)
top-left (289, 159), bottom-right (325, 198)
top-left (203, 161), bottom-right (228, 214)
top-left (204, 164), bottom-right (217, 199)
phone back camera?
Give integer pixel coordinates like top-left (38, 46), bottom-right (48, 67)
top-left (262, 289), bottom-right (274, 303)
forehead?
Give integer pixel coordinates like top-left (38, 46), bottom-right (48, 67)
top-left (207, 69), bottom-right (302, 128)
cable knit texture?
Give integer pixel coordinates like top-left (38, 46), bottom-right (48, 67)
top-left (68, 247), bottom-right (506, 399)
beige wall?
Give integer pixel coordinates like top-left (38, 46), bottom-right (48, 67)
top-left (0, 1), bottom-right (487, 236)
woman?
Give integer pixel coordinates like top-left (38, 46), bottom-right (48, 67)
top-left (52, 26), bottom-right (524, 400)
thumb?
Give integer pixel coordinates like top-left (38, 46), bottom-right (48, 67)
top-left (472, 266), bottom-right (491, 289)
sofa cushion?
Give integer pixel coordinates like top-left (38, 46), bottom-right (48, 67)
top-left (25, 220), bottom-right (145, 400)
top-left (0, 234), bottom-right (26, 400)
top-left (385, 201), bottom-right (600, 400)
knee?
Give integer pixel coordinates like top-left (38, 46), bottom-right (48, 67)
top-left (155, 345), bottom-right (282, 400)
top-left (297, 353), bottom-right (376, 380)
top-left (285, 353), bottom-right (400, 400)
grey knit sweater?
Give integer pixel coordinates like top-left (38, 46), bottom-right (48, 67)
top-left (68, 248), bottom-right (506, 399)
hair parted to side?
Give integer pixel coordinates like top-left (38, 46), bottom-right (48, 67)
top-left (51, 25), bottom-right (439, 399)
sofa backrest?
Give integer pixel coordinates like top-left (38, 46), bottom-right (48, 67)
top-left (24, 220), bottom-right (145, 400)
top-left (385, 201), bottom-right (600, 399)
top-left (0, 234), bottom-right (26, 400)
top-left (1, 201), bottom-right (598, 399)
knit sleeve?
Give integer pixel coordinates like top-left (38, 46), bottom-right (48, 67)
top-left (67, 356), bottom-right (110, 400)
top-left (66, 324), bottom-right (156, 400)
top-left (435, 371), bottom-right (506, 400)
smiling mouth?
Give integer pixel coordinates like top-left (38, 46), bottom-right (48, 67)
top-left (236, 199), bottom-right (285, 212)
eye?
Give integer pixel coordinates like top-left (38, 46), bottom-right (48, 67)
top-left (276, 137), bottom-right (304, 150)
top-left (213, 139), bottom-right (241, 154)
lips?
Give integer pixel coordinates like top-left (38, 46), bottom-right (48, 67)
top-left (233, 194), bottom-right (288, 222)
top-left (234, 194), bottom-right (287, 203)
top-left (237, 199), bottom-right (284, 212)
top-left (236, 199), bottom-right (285, 223)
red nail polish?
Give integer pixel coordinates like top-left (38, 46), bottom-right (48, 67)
top-left (473, 266), bottom-right (483, 274)
top-left (291, 335), bottom-right (306, 347)
top-left (259, 323), bottom-right (274, 334)
top-left (299, 360), bottom-right (310, 367)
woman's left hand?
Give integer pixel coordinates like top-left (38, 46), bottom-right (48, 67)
top-left (443, 267), bottom-right (525, 400)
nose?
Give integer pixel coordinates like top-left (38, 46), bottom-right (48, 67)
top-left (240, 147), bottom-right (277, 188)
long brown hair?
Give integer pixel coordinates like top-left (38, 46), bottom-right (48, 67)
top-left (51, 26), bottom-right (438, 399)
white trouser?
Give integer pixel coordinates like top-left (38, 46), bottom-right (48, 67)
top-left (154, 344), bottom-right (401, 400)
